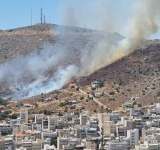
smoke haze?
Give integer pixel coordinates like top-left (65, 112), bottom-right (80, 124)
top-left (0, 0), bottom-right (160, 99)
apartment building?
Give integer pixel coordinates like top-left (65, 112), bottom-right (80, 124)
top-left (127, 129), bottom-right (139, 148)
top-left (80, 111), bottom-right (89, 126)
top-left (0, 124), bottom-right (11, 134)
top-left (20, 109), bottom-right (28, 124)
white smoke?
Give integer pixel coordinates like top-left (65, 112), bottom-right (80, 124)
top-left (12, 65), bottom-right (78, 99)
top-left (0, 0), bottom-right (160, 100)
top-left (79, 0), bottom-right (160, 75)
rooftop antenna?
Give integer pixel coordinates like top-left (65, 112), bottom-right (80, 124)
top-left (41, 8), bottom-right (43, 24)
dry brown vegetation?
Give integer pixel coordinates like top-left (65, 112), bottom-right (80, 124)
top-left (0, 24), bottom-right (160, 114)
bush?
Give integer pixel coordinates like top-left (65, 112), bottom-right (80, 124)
top-left (59, 102), bottom-right (66, 107)
top-left (51, 138), bottom-right (57, 147)
top-left (93, 109), bottom-right (97, 112)
top-left (127, 89), bottom-right (131, 92)
top-left (9, 113), bottom-right (18, 119)
top-left (109, 91), bottom-right (115, 95)
top-left (109, 98), bottom-right (115, 101)
top-left (44, 110), bottom-right (51, 115)
top-left (157, 91), bottom-right (160, 97)
top-left (0, 98), bottom-right (8, 106)
top-left (80, 97), bottom-right (84, 100)
top-left (81, 106), bottom-right (85, 110)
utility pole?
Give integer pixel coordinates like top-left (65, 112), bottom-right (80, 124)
top-left (41, 8), bottom-right (43, 24)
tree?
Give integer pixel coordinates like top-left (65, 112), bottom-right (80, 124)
top-left (34, 103), bottom-right (38, 108)
top-left (59, 102), bottom-right (66, 107)
top-left (100, 126), bottom-right (104, 150)
top-left (9, 113), bottom-right (18, 119)
top-left (51, 138), bottom-right (57, 147)
top-left (0, 98), bottom-right (8, 106)
top-left (109, 91), bottom-right (115, 95)
top-left (44, 110), bottom-right (51, 115)
top-left (157, 91), bottom-right (160, 97)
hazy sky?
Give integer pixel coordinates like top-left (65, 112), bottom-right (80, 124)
top-left (0, 0), bottom-right (160, 39)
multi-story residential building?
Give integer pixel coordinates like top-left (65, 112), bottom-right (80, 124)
top-left (48, 116), bottom-right (57, 131)
top-left (42, 131), bottom-right (57, 140)
top-left (42, 117), bottom-right (49, 130)
top-left (0, 124), bottom-right (11, 135)
top-left (20, 109), bottom-right (28, 124)
top-left (86, 138), bottom-right (99, 150)
top-left (148, 103), bottom-right (160, 115)
top-left (77, 128), bottom-right (86, 138)
top-left (89, 117), bottom-right (98, 128)
top-left (116, 124), bottom-right (127, 137)
top-left (133, 118), bottom-right (143, 128)
top-left (73, 117), bottom-right (80, 125)
top-left (142, 127), bottom-right (160, 139)
top-left (103, 121), bottom-right (116, 135)
top-left (105, 138), bottom-right (129, 150)
top-left (130, 108), bottom-right (142, 117)
top-left (10, 119), bottom-right (18, 127)
top-left (34, 114), bottom-right (44, 125)
top-left (86, 127), bottom-right (98, 137)
top-left (127, 129), bottom-right (139, 148)
top-left (80, 111), bottom-right (89, 126)
top-left (34, 131), bottom-right (41, 140)
top-left (44, 144), bottom-right (56, 150)
top-left (31, 139), bottom-right (42, 150)
top-left (143, 135), bottom-right (158, 150)
top-left (15, 133), bottom-right (26, 148)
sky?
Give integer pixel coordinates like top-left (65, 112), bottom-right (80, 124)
top-left (0, 0), bottom-right (160, 39)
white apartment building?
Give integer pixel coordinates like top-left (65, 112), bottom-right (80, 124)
top-left (48, 116), bottom-right (57, 130)
top-left (10, 119), bottom-right (18, 127)
top-left (130, 108), bottom-right (142, 117)
top-left (34, 114), bottom-right (44, 125)
top-left (105, 138), bottom-right (129, 150)
top-left (44, 144), bottom-right (56, 150)
top-left (80, 111), bottom-right (89, 125)
top-left (20, 109), bottom-right (28, 124)
top-left (86, 127), bottom-right (98, 137)
top-left (143, 135), bottom-right (158, 150)
top-left (0, 124), bottom-right (11, 134)
top-left (42, 131), bottom-right (57, 140)
top-left (86, 138), bottom-right (98, 150)
top-left (127, 129), bottom-right (139, 148)
top-left (121, 116), bottom-right (134, 130)
top-left (0, 137), bottom-right (14, 150)
top-left (4, 137), bottom-right (14, 150)
top-left (31, 139), bottom-right (42, 150)
top-left (148, 103), bottom-right (160, 115)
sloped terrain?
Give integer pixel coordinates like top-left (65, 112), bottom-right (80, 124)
top-left (0, 24), bottom-right (160, 114)
top-left (77, 40), bottom-right (160, 109)
top-left (0, 23), bottom-right (123, 99)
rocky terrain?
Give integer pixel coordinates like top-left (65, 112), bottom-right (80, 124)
top-left (77, 40), bottom-right (160, 110)
top-left (0, 23), bottom-right (160, 114)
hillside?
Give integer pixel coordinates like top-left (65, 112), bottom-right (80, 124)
top-left (77, 40), bottom-right (160, 109)
top-left (0, 24), bottom-right (160, 114)
top-left (0, 23), bottom-right (123, 99)
top-left (11, 39), bottom-right (160, 115)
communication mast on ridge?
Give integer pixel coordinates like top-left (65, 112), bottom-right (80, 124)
top-left (31, 9), bottom-right (32, 26)
top-left (44, 15), bottom-right (46, 23)
top-left (41, 8), bottom-right (43, 24)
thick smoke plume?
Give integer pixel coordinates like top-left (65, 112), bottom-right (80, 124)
top-left (0, 0), bottom-right (160, 99)
top-left (80, 0), bottom-right (160, 75)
